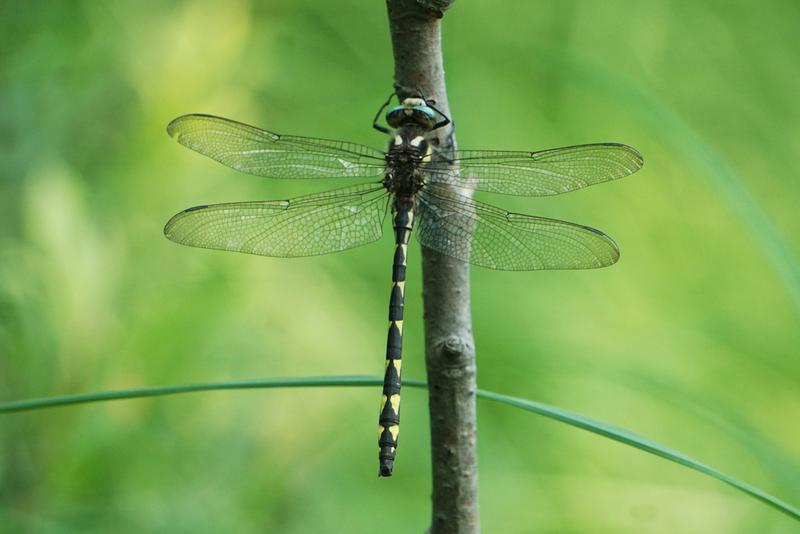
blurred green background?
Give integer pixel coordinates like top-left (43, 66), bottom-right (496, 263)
top-left (1, 0), bottom-right (798, 532)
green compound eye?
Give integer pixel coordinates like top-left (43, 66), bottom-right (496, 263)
top-left (415, 106), bottom-right (436, 120)
top-left (384, 105), bottom-right (405, 124)
top-left (385, 105), bottom-right (437, 128)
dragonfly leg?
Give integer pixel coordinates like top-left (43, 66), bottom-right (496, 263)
top-left (428, 102), bottom-right (451, 130)
top-left (372, 91), bottom-right (396, 134)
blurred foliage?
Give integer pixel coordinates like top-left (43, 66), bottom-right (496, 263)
top-left (1, 0), bottom-right (798, 532)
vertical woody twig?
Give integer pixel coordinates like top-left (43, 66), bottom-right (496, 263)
top-left (384, 1), bottom-right (479, 532)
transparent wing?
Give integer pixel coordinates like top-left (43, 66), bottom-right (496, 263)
top-left (164, 183), bottom-right (390, 257)
top-left (424, 143), bottom-right (643, 196)
top-left (167, 114), bottom-right (387, 179)
top-left (416, 184), bottom-right (619, 271)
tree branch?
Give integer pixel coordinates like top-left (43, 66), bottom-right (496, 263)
top-left (384, 1), bottom-right (479, 532)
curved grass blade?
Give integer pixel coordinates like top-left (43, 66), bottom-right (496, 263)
top-left (1, 376), bottom-right (797, 521)
top-left (0, 376), bottom-right (384, 412)
top-left (474, 387), bottom-right (800, 522)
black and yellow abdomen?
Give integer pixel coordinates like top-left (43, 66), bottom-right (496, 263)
top-left (378, 198), bottom-right (414, 476)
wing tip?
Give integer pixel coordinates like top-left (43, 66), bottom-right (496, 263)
top-left (588, 225), bottom-right (621, 268)
top-left (567, 223), bottom-right (620, 269)
top-left (622, 144), bottom-right (645, 171)
top-left (588, 142), bottom-right (645, 173)
top-left (163, 213), bottom-right (180, 241)
top-left (166, 115), bottom-right (189, 140)
top-left (163, 205), bottom-right (208, 242)
top-left (166, 113), bottom-right (219, 140)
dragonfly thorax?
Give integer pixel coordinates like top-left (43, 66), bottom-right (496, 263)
top-left (383, 128), bottom-right (431, 198)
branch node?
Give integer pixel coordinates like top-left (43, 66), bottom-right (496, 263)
top-left (442, 336), bottom-right (467, 358)
top-left (417, 0), bottom-right (453, 17)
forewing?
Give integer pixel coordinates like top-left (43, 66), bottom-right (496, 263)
top-left (424, 143), bottom-right (643, 196)
top-left (164, 184), bottom-right (390, 257)
top-left (167, 114), bottom-right (386, 179)
top-left (416, 185), bottom-right (619, 270)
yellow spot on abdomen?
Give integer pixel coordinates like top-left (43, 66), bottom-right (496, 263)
top-left (388, 425), bottom-right (399, 441)
top-left (394, 280), bottom-right (405, 296)
top-left (390, 394), bottom-right (400, 413)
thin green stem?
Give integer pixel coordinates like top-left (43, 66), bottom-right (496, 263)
top-left (2, 376), bottom-right (798, 522)
top-left (0, 376), bottom-right (391, 413)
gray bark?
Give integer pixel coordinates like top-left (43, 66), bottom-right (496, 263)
top-left (384, 1), bottom-right (479, 533)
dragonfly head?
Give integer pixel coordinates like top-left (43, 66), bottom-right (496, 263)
top-left (386, 97), bottom-right (437, 130)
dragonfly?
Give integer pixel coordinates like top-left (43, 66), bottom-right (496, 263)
top-left (164, 92), bottom-right (644, 477)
